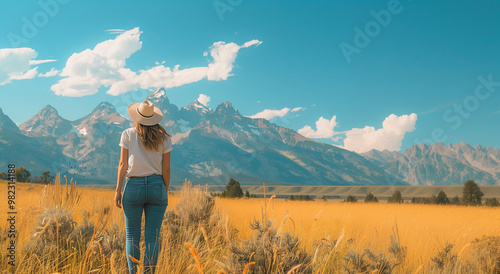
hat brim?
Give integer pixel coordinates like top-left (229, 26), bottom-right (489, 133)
top-left (127, 102), bottom-right (163, 126)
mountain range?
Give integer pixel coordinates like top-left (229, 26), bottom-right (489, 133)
top-left (0, 88), bottom-right (498, 186)
top-left (362, 143), bottom-right (500, 186)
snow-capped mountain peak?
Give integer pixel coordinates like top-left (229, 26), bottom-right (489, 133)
top-left (185, 99), bottom-right (211, 114)
top-left (149, 87), bottom-right (166, 99)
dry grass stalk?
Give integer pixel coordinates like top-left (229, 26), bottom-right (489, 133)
top-left (286, 264), bottom-right (302, 274)
top-left (185, 242), bottom-right (204, 274)
top-left (243, 261), bottom-right (256, 274)
top-left (267, 195), bottom-right (276, 210)
top-left (110, 252), bottom-right (116, 274)
top-left (200, 226), bottom-right (211, 252)
top-left (128, 254), bottom-right (140, 264)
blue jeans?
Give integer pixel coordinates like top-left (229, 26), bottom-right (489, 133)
top-left (122, 174), bottom-right (168, 274)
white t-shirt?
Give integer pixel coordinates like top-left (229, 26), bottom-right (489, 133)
top-left (119, 127), bottom-right (173, 177)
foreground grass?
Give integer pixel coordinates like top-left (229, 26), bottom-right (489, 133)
top-left (216, 197), bottom-right (500, 270)
top-left (1, 177), bottom-right (499, 273)
top-left (0, 178), bottom-right (181, 273)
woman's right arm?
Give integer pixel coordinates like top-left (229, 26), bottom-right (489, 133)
top-left (114, 147), bottom-right (128, 208)
top-left (162, 151), bottom-right (171, 194)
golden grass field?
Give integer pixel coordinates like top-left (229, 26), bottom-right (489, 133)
top-left (216, 197), bottom-right (500, 270)
top-left (1, 177), bottom-right (499, 273)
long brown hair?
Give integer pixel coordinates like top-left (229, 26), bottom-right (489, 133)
top-left (134, 121), bottom-right (172, 151)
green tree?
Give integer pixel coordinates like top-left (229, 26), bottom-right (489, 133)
top-left (450, 196), bottom-right (460, 205)
top-left (15, 166), bottom-right (31, 182)
top-left (40, 171), bottom-right (54, 184)
top-left (364, 192), bottom-right (378, 203)
top-left (484, 198), bottom-right (499, 207)
top-left (388, 190), bottom-right (403, 203)
top-left (345, 195), bottom-right (357, 203)
top-left (435, 191), bottom-right (450, 205)
top-left (0, 172), bottom-right (7, 180)
top-left (461, 180), bottom-right (484, 206)
top-left (223, 178), bottom-right (244, 198)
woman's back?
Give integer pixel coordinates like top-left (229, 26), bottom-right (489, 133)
top-left (119, 126), bottom-right (173, 177)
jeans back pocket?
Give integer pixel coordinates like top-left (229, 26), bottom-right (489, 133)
top-left (123, 183), bottom-right (143, 204)
top-left (148, 183), bottom-right (167, 204)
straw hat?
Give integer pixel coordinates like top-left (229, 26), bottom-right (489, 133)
top-left (127, 100), bottom-right (163, 126)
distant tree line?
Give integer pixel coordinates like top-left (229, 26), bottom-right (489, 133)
top-left (411, 191), bottom-right (460, 205)
top-left (288, 194), bottom-right (314, 201)
top-left (411, 180), bottom-right (498, 207)
top-left (343, 180), bottom-right (499, 207)
top-left (0, 166), bottom-right (54, 184)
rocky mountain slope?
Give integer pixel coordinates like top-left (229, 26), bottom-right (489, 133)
top-left (1, 88), bottom-right (402, 186)
top-left (362, 142), bottom-right (500, 185)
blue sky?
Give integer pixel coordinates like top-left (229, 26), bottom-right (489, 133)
top-left (1, 0), bottom-right (499, 152)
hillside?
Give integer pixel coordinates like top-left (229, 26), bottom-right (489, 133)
top-left (1, 89), bottom-right (401, 186)
top-left (362, 143), bottom-right (500, 186)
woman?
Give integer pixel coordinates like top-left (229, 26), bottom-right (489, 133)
top-left (114, 99), bottom-right (173, 274)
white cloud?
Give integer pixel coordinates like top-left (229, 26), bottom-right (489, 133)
top-left (298, 113), bottom-right (417, 152)
top-left (197, 94), bottom-right (210, 107)
top-left (51, 27), bottom-right (262, 97)
top-left (242, 40), bottom-right (263, 48)
top-left (206, 39), bottom-right (261, 81)
top-left (0, 48), bottom-right (39, 85)
top-left (248, 107), bottom-right (290, 120)
top-left (298, 116), bottom-right (339, 139)
top-left (106, 29), bottom-right (126, 34)
top-left (30, 59), bottom-right (57, 65)
top-left (51, 27), bottom-right (143, 96)
top-left (342, 113), bottom-right (417, 153)
top-left (9, 67), bottom-right (38, 81)
top-left (39, 68), bottom-right (60, 77)
top-left (291, 107), bottom-right (303, 112)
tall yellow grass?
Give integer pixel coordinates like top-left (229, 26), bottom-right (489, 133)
top-left (0, 175), bottom-right (181, 273)
top-left (215, 197), bottom-right (500, 270)
top-left (1, 176), bottom-right (499, 273)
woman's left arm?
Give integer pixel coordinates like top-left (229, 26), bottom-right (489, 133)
top-left (115, 147), bottom-right (128, 208)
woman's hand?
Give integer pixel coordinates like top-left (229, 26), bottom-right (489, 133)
top-left (115, 191), bottom-right (122, 208)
